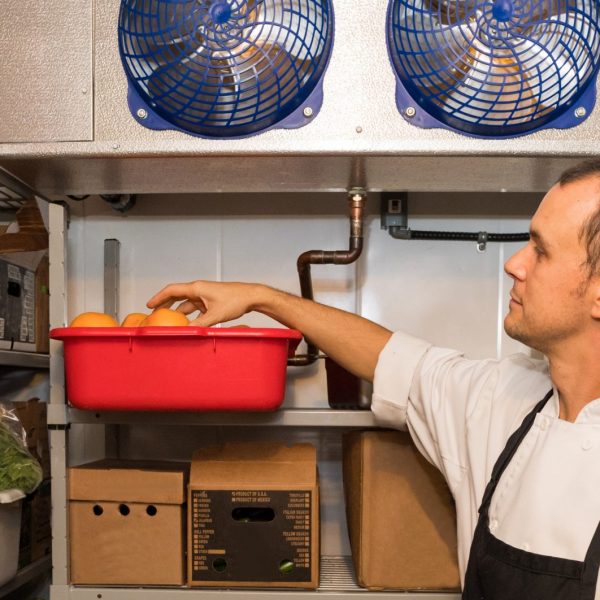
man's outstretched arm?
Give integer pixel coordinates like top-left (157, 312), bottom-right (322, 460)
top-left (147, 280), bottom-right (392, 382)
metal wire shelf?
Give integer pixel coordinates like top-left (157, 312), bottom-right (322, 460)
top-left (0, 198), bottom-right (27, 211)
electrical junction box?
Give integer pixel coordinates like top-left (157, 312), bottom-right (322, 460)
top-left (189, 442), bottom-right (319, 589)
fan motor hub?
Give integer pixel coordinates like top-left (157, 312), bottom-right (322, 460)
top-left (210, 2), bottom-right (232, 24)
top-left (491, 0), bottom-right (513, 22)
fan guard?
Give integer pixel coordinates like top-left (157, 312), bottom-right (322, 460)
top-left (387, 0), bottom-right (600, 137)
top-left (119, 0), bottom-right (334, 138)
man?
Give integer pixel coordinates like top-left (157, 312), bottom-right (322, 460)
top-left (147, 160), bottom-right (600, 599)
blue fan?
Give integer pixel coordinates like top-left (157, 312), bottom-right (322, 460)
top-left (387, 0), bottom-right (600, 137)
top-left (119, 0), bottom-right (334, 138)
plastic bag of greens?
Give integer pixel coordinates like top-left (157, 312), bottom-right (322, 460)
top-left (0, 401), bottom-right (42, 494)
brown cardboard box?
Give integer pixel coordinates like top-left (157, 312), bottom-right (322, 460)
top-left (189, 442), bottom-right (319, 589)
top-left (343, 430), bottom-right (460, 591)
top-left (69, 459), bottom-right (189, 585)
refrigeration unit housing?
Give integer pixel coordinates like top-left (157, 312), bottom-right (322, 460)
top-left (1, 0), bottom-right (600, 195)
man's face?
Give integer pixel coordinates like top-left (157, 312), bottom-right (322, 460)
top-left (504, 177), bottom-right (600, 353)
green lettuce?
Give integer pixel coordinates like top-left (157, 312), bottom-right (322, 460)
top-left (0, 424), bottom-right (42, 494)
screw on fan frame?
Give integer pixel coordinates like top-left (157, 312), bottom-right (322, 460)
top-left (387, 0), bottom-right (600, 138)
top-left (118, 0), bottom-right (335, 139)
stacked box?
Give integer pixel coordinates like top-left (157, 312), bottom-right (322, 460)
top-left (69, 459), bottom-right (188, 585)
top-left (343, 430), bottom-right (461, 591)
top-left (189, 442), bottom-right (319, 589)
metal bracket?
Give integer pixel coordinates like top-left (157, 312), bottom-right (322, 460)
top-left (348, 186), bottom-right (367, 199)
top-left (381, 193), bottom-right (514, 253)
top-left (380, 192), bottom-right (411, 239)
top-left (477, 231), bottom-right (489, 253)
top-left (100, 194), bottom-right (137, 213)
top-left (104, 239), bottom-right (120, 322)
top-left (47, 403), bottom-right (69, 427)
top-left (0, 166), bottom-right (51, 204)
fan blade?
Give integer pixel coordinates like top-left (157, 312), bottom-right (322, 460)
top-left (526, 0), bottom-right (564, 21)
top-left (147, 41), bottom-right (305, 128)
top-left (441, 47), bottom-right (541, 125)
top-left (421, 0), bottom-right (480, 25)
top-left (432, 5), bottom-right (600, 126)
top-left (224, 41), bottom-right (309, 122)
top-left (147, 54), bottom-right (239, 127)
top-left (394, 0), bottom-right (479, 95)
top-left (141, 2), bottom-right (313, 127)
top-left (519, 10), bottom-right (600, 106)
top-left (241, 0), bottom-right (327, 63)
top-left (421, 0), bottom-right (564, 27)
top-left (121, 2), bottom-right (207, 77)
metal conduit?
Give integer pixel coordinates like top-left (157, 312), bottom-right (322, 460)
top-left (288, 189), bottom-right (366, 367)
top-left (388, 229), bottom-right (530, 242)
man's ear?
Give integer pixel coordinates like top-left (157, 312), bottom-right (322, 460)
top-left (591, 277), bottom-right (600, 320)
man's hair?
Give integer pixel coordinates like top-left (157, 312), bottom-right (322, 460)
top-left (558, 160), bottom-right (600, 278)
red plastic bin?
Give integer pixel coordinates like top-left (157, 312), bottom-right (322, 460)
top-left (49, 326), bottom-right (302, 411)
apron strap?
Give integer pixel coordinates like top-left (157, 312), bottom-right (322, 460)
top-left (479, 389), bottom-right (553, 515)
top-left (582, 521), bottom-right (600, 588)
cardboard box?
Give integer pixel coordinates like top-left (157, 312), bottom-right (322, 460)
top-left (18, 478), bottom-right (51, 569)
top-left (189, 442), bottom-right (319, 589)
top-left (69, 459), bottom-right (188, 585)
top-left (343, 430), bottom-right (460, 591)
top-left (0, 252), bottom-right (49, 353)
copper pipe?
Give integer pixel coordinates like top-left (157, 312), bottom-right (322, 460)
top-left (288, 189), bottom-right (366, 366)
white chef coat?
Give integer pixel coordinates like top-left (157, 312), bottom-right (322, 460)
top-left (372, 331), bottom-right (600, 595)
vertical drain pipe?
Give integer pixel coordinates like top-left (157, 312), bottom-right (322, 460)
top-left (288, 188), bottom-right (367, 366)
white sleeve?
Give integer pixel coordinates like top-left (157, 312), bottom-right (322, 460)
top-left (371, 330), bottom-right (432, 430)
top-left (372, 331), bottom-right (498, 491)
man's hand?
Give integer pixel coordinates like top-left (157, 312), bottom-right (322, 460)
top-left (146, 281), bottom-right (265, 327)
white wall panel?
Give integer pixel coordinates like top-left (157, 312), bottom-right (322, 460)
top-left (362, 216), bottom-right (501, 359)
top-left (68, 210), bottom-right (221, 321)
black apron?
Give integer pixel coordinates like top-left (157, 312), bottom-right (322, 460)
top-left (463, 390), bottom-right (600, 600)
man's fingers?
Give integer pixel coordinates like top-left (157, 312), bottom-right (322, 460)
top-left (176, 300), bottom-right (204, 316)
top-left (154, 299), bottom-right (176, 310)
top-left (146, 283), bottom-right (196, 309)
top-left (189, 313), bottom-right (221, 327)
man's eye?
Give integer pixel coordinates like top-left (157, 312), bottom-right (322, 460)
top-left (533, 246), bottom-right (544, 256)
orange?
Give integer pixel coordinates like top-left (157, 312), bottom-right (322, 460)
top-left (70, 312), bottom-right (119, 327)
top-left (140, 308), bottom-right (189, 327)
top-left (121, 312), bottom-right (148, 327)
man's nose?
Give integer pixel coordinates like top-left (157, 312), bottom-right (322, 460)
top-left (504, 245), bottom-right (528, 281)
